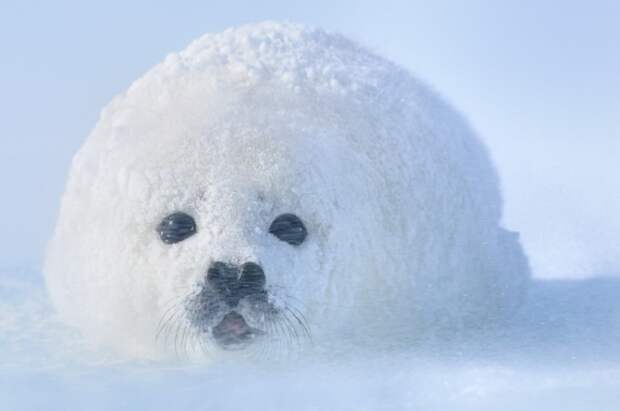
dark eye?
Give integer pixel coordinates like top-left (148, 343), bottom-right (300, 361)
top-left (157, 212), bottom-right (197, 244)
top-left (269, 213), bottom-right (307, 246)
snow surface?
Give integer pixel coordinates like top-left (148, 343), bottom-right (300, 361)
top-left (2, 267), bottom-right (620, 410)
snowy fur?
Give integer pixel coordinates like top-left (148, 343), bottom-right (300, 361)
top-left (45, 22), bottom-right (529, 359)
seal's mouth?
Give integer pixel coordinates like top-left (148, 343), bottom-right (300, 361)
top-left (212, 311), bottom-right (263, 349)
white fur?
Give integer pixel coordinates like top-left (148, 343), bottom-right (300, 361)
top-left (45, 22), bottom-right (529, 359)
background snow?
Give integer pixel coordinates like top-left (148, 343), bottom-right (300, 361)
top-left (3, 268), bottom-right (620, 410)
top-left (1, 1), bottom-right (619, 409)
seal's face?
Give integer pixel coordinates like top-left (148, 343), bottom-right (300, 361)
top-left (136, 125), bottom-right (320, 354)
top-left (157, 210), bottom-right (309, 349)
top-left (108, 96), bottom-right (386, 357)
top-left (135, 96), bottom-right (408, 357)
top-left (45, 85), bottom-right (416, 358)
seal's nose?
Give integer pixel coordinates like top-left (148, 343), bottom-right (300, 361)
top-left (238, 262), bottom-right (266, 294)
top-left (207, 261), bottom-right (266, 307)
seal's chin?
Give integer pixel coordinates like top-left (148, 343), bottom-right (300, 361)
top-left (212, 311), bottom-right (263, 349)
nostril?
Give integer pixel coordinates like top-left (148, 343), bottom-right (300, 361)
top-left (206, 261), bottom-right (265, 306)
top-left (239, 262), bottom-right (266, 294)
top-left (207, 261), bottom-right (238, 291)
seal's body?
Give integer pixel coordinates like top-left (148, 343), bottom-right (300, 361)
top-left (45, 22), bottom-right (529, 359)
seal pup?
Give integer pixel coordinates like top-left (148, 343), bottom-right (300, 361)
top-left (45, 22), bottom-right (530, 359)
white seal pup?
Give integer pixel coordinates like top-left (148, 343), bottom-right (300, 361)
top-left (45, 22), bottom-right (529, 359)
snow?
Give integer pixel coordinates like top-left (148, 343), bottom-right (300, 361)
top-left (2, 267), bottom-right (620, 410)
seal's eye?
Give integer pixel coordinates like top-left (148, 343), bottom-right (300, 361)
top-left (269, 213), bottom-right (307, 246)
top-left (157, 212), bottom-right (197, 244)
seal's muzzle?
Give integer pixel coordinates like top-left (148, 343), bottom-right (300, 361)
top-left (212, 311), bottom-right (262, 348)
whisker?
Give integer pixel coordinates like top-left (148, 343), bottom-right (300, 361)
top-left (158, 310), bottom-right (180, 348)
top-left (286, 305), bottom-right (312, 340)
top-left (268, 316), bottom-right (289, 358)
top-left (265, 286), bottom-right (312, 342)
top-left (283, 310), bottom-right (302, 354)
top-left (180, 320), bottom-right (192, 359)
top-left (156, 302), bottom-right (183, 343)
top-left (155, 282), bottom-right (313, 360)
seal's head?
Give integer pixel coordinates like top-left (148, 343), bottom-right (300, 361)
top-left (45, 22), bottom-right (529, 359)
